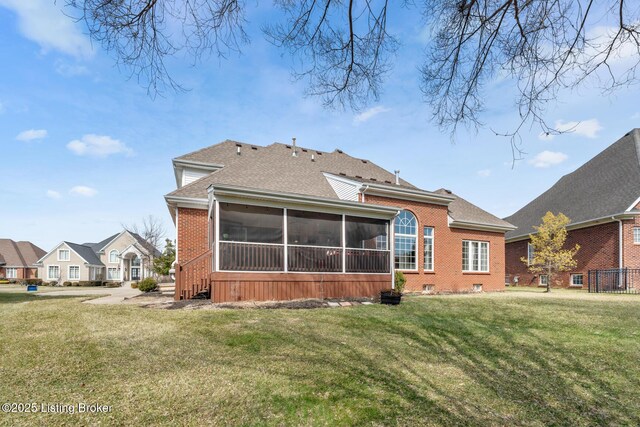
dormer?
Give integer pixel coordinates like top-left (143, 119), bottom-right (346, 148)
top-left (173, 159), bottom-right (223, 189)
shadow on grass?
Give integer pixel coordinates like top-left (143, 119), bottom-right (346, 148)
top-left (188, 298), bottom-right (640, 425)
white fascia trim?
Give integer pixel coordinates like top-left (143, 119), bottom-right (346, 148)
top-left (506, 211), bottom-right (640, 242)
top-left (360, 183), bottom-right (455, 206)
top-left (165, 195), bottom-right (209, 210)
top-left (173, 160), bottom-right (223, 188)
top-left (97, 231), bottom-right (126, 253)
top-left (626, 196), bottom-right (640, 212)
top-left (449, 220), bottom-right (517, 233)
top-left (209, 184), bottom-right (400, 219)
top-left (37, 241), bottom-right (91, 265)
top-left (322, 172), bottom-right (361, 186)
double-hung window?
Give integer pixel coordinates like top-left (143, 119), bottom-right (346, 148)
top-left (107, 267), bottom-right (119, 280)
top-left (571, 274), bottom-right (584, 287)
top-left (527, 243), bottom-right (535, 265)
top-left (634, 227), bottom-right (640, 244)
top-left (462, 240), bottom-right (489, 272)
top-left (424, 227), bottom-right (434, 271)
top-left (68, 266), bottom-right (80, 280)
top-left (5, 268), bottom-right (17, 279)
top-left (394, 210), bottom-right (417, 270)
top-left (47, 265), bottom-right (60, 280)
top-left (109, 250), bottom-right (119, 263)
top-left (58, 249), bottom-right (70, 261)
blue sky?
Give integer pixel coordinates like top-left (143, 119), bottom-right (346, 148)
top-left (1, 1), bottom-right (639, 250)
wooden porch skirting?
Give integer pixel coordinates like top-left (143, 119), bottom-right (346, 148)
top-left (210, 272), bottom-right (392, 303)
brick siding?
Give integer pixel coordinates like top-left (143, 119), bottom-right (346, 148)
top-left (177, 207), bottom-right (209, 264)
top-left (365, 194), bottom-right (506, 293)
top-left (506, 222), bottom-right (620, 288)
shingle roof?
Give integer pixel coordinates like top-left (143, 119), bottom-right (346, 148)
top-left (65, 242), bottom-right (104, 266)
top-left (505, 128), bottom-right (640, 239)
top-left (168, 140), bottom-right (509, 229)
top-left (167, 141), bottom-right (415, 200)
top-left (0, 239), bottom-right (46, 267)
top-left (84, 233), bottom-right (120, 253)
top-left (434, 189), bottom-right (515, 229)
top-left (130, 232), bottom-right (162, 257)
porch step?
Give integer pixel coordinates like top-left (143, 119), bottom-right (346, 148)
top-left (158, 282), bottom-right (175, 297)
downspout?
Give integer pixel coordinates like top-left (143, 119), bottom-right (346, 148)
top-left (613, 216), bottom-right (623, 269)
top-left (360, 185), bottom-right (370, 203)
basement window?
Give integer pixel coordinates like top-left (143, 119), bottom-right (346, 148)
top-left (422, 284), bottom-right (434, 294)
top-left (570, 274), bottom-right (584, 287)
top-left (473, 284), bottom-right (482, 292)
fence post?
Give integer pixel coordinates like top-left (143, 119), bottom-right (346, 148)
top-left (595, 270), bottom-right (599, 293)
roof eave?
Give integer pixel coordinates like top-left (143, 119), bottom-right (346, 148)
top-left (506, 211), bottom-right (640, 242)
top-left (361, 183), bottom-right (455, 206)
top-left (209, 184), bottom-right (401, 218)
top-left (449, 220), bottom-right (517, 233)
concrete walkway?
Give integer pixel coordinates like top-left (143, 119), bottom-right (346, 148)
top-left (39, 286), bottom-right (142, 305)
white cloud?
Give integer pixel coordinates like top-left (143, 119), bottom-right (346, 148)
top-left (54, 60), bottom-right (89, 77)
top-left (0, 0), bottom-right (94, 58)
top-left (69, 186), bottom-right (97, 197)
top-left (16, 129), bottom-right (47, 142)
top-left (354, 106), bottom-right (391, 123)
top-left (529, 151), bottom-right (568, 168)
top-left (477, 169), bottom-right (491, 177)
top-left (553, 119), bottom-right (603, 139)
top-left (67, 134), bottom-right (133, 158)
top-left (46, 190), bottom-right (61, 199)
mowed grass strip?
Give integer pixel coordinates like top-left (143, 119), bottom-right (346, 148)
top-left (0, 291), bottom-right (639, 426)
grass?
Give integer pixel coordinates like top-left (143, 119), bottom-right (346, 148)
top-left (1, 290), bottom-right (639, 426)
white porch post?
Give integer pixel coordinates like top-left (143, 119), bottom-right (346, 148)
top-left (342, 214), bottom-right (346, 273)
top-left (284, 208), bottom-right (288, 273)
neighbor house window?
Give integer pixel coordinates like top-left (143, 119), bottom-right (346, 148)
top-left (6, 268), bottom-right (17, 279)
top-left (58, 249), bottom-right (70, 261)
top-left (462, 241), bottom-right (489, 272)
top-left (107, 267), bottom-right (119, 280)
top-left (47, 265), bottom-right (60, 280)
top-left (109, 250), bottom-right (119, 263)
top-left (539, 274), bottom-right (548, 286)
top-left (394, 210), bottom-right (417, 270)
top-left (527, 243), bottom-right (535, 265)
top-left (634, 227), bottom-right (640, 244)
top-left (424, 227), bottom-right (434, 271)
top-left (571, 274), bottom-right (584, 287)
top-left (68, 265), bottom-right (80, 280)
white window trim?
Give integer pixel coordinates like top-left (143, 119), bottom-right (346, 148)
top-left (57, 249), bottom-right (70, 262)
top-left (109, 250), bottom-right (119, 264)
top-left (423, 226), bottom-right (434, 272)
top-left (634, 227), bottom-right (640, 245)
top-left (462, 240), bottom-right (490, 273)
top-left (394, 210), bottom-right (418, 272)
top-left (539, 274), bottom-right (549, 286)
top-left (68, 265), bottom-right (80, 281)
top-left (5, 267), bottom-right (18, 279)
top-left (107, 267), bottom-right (120, 281)
top-left (527, 243), bottom-right (534, 266)
top-left (47, 265), bottom-right (60, 281)
top-left (570, 273), bottom-right (584, 287)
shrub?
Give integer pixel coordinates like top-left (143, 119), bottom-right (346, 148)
top-left (137, 278), bottom-right (158, 292)
top-left (394, 271), bottom-right (406, 295)
top-left (105, 282), bottom-right (122, 288)
top-left (63, 281), bottom-right (72, 287)
top-left (130, 282), bottom-right (139, 289)
top-left (48, 281), bottom-right (58, 287)
top-left (78, 281), bottom-right (103, 287)
top-left (19, 279), bottom-right (42, 286)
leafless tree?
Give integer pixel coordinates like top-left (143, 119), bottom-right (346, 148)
top-left (66, 1), bottom-right (640, 142)
top-left (122, 215), bottom-right (166, 252)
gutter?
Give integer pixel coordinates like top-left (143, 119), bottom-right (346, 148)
top-left (449, 219), bottom-right (517, 233)
top-left (506, 211), bottom-right (640, 243)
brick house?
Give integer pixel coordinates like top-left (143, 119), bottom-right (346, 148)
top-left (505, 128), bottom-right (640, 289)
top-left (166, 140), bottom-right (514, 302)
top-left (0, 239), bottom-right (46, 280)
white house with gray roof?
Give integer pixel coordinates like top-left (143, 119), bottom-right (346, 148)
top-left (36, 230), bottom-right (160, 285)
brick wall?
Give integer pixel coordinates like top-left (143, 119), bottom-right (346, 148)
top-left (0, 267), bottom-right (36, 280)
top-left (177, 207), bottom-right (209, 264)
top-left (506, 221), bottom-right (619, 288)
top-left (365, 194), bottom-right (506, 293)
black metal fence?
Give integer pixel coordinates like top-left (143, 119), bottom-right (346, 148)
top-left (588, 269), bottom-right (640, 294)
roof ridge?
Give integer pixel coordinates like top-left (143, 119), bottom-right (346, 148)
top-left (174, 139), bottom-right (253, 161)
top-left (11, 240), bottom-right (26, 266)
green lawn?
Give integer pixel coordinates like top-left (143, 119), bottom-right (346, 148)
top-left (1, 290), bottom-right (639, 426)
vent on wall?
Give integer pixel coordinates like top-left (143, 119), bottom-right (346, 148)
top-left (473, 284), bottom-right (483, 292)
top-left (422, 284), bottom-right (435, 294)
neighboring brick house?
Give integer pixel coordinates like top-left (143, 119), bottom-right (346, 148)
top-left (0, 239), bottom-right (46, 280)
top-left (35, 230), bottom-right (160, 285)
top-left (166, 140), bottom-right (514, 302)
top-left (505, 128), bottom-right (640, 289)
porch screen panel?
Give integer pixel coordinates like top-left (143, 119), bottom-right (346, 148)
top-left (287, 210), bottom-right (342, 272)
top-left (219, 203), bottom-right (284, 271)
top-left (345, 216), bottom-right (390, 273)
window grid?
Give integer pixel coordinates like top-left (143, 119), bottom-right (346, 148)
top-left (571, 274), bottom-right (584, 286)
top-left (527, 243), bottom-right (535, 265)
top-left (48, 265), bottom-right (59, 280)
top-left (394, 210), bottom-right (417, 270)
top-left (58, 249), bottom-right (70, 261)
top-left (68, 266), bottom-right (80, 280)
top-left (539, 274), bottom-right (548, 286)
top-left (109, 250), bottom-right (119, 263)
top-left (424, 227), bottom-right (434, 271)
top-left (6, 268), bottom-right (17, 279)
top-left (634, 227), bottom-right (640, 244)
top-left (462, 240), bottom-right (489, 272)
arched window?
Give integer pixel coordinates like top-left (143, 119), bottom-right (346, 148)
top-left (394, 210), bottom-right (417, 270)
top-left (109, 250), bottom-right (119, 263)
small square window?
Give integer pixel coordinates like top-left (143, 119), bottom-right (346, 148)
top-left (539, 275), bottom-right (549, 286)
top-left (571, 274), bottom-right (584, 287)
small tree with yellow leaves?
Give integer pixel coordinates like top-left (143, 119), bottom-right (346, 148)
top-left (521, 212), bottom-right (580, 292)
